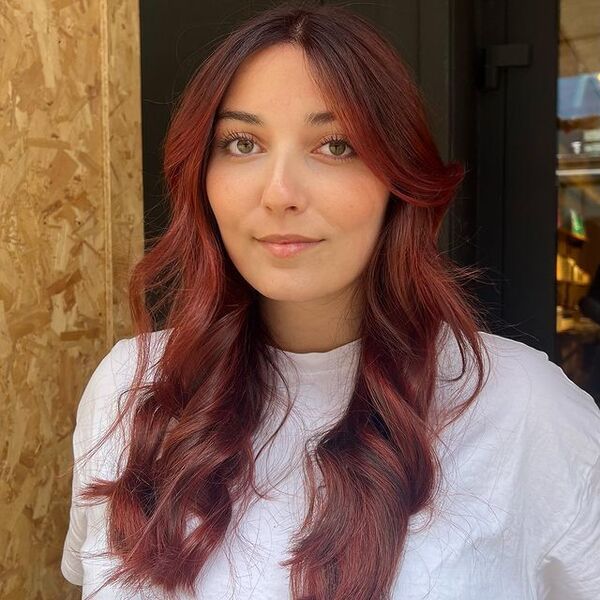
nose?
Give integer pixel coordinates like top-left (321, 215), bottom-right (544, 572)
top-left (259, 156), bottom-right (308, 213)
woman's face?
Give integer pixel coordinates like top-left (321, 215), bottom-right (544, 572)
top-left (206, 43), bottom-right (390, 306)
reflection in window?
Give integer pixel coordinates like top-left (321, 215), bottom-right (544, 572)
top-left (556, 1), bottom-right (600, 404)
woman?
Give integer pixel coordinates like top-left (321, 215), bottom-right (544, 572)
top-left (61, 2), bottom-right (600, 599)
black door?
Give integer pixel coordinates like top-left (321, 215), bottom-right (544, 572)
top-left (473, 0), bottom-right (560, 358)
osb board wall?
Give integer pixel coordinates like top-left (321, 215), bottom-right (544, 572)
top-left (0, 0), bottom-right (144, 598)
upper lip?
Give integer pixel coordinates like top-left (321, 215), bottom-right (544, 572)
top-left (257, 234), bottom-right (323, 243)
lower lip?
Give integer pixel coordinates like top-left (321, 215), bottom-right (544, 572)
top-left (258, 240), bottom-right (323, 258)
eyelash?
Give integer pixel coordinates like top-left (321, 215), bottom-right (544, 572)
top-left (214, 129), bottom-right (356, 163)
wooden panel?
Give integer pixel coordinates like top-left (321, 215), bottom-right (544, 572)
top-left (0, 0), bottom-right (143, 597)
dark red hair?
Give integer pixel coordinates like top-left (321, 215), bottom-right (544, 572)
top-left (79, 2), bottom-right (491, 598)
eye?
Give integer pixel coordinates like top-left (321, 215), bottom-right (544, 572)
top-left (213, 130), bottom-right (357, 162)
top-left (316, 134), bottom-right (356, 162)
top-left (215, 131), bottom-right (260, 156)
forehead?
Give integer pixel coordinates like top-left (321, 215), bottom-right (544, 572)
top-left (217, 44), bottom-right (334, 126)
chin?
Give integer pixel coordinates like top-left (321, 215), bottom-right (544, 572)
top-left (253, 283), bottom-right (322, 303)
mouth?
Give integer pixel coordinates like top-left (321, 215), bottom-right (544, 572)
top-left (256, 239), bottom-right (323, 258)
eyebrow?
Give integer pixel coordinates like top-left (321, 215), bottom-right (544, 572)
top-left (215, 110), bottom-right (336, 127)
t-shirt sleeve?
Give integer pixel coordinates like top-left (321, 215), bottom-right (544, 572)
top-left (536, 452), bottom-right (600, 599)
top-left (60, 340), bottom-right (125, 586)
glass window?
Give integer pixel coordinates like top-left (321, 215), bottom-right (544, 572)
top-left (556, 0), bottom-right (600, 403)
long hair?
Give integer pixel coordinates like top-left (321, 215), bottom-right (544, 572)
top-left (79, 2), bottom-right (491, 598)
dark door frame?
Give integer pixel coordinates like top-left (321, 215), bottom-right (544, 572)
top-left (471, 0), bottom-right (559, 359)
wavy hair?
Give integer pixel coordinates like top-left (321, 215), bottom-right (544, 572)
top-left (79, 2), bottom-right (491, 598)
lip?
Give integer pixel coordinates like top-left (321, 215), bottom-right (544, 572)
top-left (257, 234), bottom-right (322, 243)
top-left (257, 239), bottom-right (323, 258)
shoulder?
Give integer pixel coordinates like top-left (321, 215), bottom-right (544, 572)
top-left (478, 330), bottom-right (600, 458)
top-left (439, 327), bottom-right (600, 447)
top-left (72, 329), bottom-right (171, 478)
top-left (106, 328), bottom-right (171, 385)
top-left (76, 329), bottom-right (170, 420)
top-left (439, 329), bottom-right (600, 556)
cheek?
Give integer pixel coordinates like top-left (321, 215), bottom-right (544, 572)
top-left (331, 191), bottom-right (388, 267)
top-left (206, 168), bottom-right (246, 231)
top-left (327, 183), bottom-right (388, 238)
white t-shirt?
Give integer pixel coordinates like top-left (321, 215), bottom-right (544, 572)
top-left (61, 327), bottom-right (600, 599)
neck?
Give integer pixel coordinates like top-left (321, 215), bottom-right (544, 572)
top-left (259, 284), bottom-right (363, 353)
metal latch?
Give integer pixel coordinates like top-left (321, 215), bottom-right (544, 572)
top-left (482, 43), bottom-right (531, 90)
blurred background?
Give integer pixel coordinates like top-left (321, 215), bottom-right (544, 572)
top-left (1, 1), bottom-right (598, 597)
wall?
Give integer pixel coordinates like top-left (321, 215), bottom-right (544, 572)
top-left (0, 0), bottom-right (143, 597)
